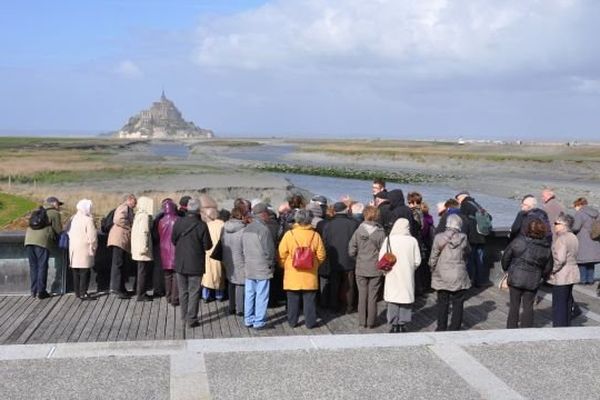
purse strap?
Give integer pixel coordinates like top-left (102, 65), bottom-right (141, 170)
top-left (386, 234), bottom-right (392, 253)
top-left (290, 230), bottom-right (316, 248)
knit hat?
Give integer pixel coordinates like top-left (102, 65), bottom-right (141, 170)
top-left (333, 202), bottom-right (348, 213)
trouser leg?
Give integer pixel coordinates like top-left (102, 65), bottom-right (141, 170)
top-left (329, 272), bottom-right (341, 311)
top-left (287, 290), bottom-right (301, 326)
top-left (236, 284), bottom-right (245, 314)
top-left (252, 280), bottom-right (270, 328)
top-left (26, 246), bottom-right (39, 295)
top-left (177, 273), bottom-right (189, 321)
top-left (520, 289), bottom-right (536, 328)
top-left (303, 291), bottom-right (317, 328)
top-left (244, 279), bottom-right (257, 326)
top-left (355, 275), bottom-right (368, 326)
top-left (553, 284), bottom-right (572, 327)
top-left (187, 276), bottom-right (201, 324)
top-left (387, 302), bottom-right (399, 325)
top-left (164, 270), bottom-right (172, 302)
top-left (343, 270), bottom-right (356, 313)
top-left (72, 269), bottom-right (81, 297)
top-left (436, 290), bottom-right (450, 331)
top-left (136, 261), bottom-right (149, 298)
top-left (110, 247), bottom-right (126, 293)
top-left (448, 290), bottom-right (466, 331)
top-left (227, 282), bottom-right (236, 313)
top-left (319, 275), bottom-right (330, 308)
top-left (507, 286), bottom-right (522, 329)
top-left (36, 247), bottom-right (50, 294)
top-left (367, 277), bottom-right (383, 327)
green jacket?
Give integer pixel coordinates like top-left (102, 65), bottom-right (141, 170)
top-left (24, 207), bottom-right (62, 249)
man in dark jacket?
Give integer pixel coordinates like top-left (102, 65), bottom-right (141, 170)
top-left (456, 191), bottom-right (491, 287)
top-left (322, 202), bottom-right (359, 313)
top-left (172, 198), bottom-right (212, 328)
top-left (242, 203), bottom-right (275, 329)
top-left (378, 189), bottom-right (418, 237)
top-left (509, 195), bottom-right (551, 243)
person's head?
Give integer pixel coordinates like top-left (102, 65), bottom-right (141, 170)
top-left (251, 203), bottom-right (270, 222)
top-left (526, 218), bottom-right (547, 240)
top-left (230, 207), bottom-right (245, 220)
top-left (233, 198), bottom-right (250, 215)
top-left (374, 190), bottom-right (389, 207)
top-left (421, 202), bottom-right (430, 215)
top-left (455, 191), bottom-right (470, 204)
top-left (76, 199), bottom-right (93, 217)
top-left (372, 178), bottom-right (386, 196)
top-left (444, 198), bottom-right (459, 209)
top-left (436, 201), bottom-right (446, 217)
top-left (218, 208), bottom-right (231, 222)
top-left (186, 198), bottom-right (200, 215)
top-left (541, 189), bottom-right (555, 203)
top-left (277, 202), bottom-right (291, 215)
top-left (362, 205), bottom-right (379, 222)
top-left (45, 196), bottom-right (64, 210)
top-left (178, 195), bottom-right (191, 210)
top-left (333, 202), bottom-right (349, 215)
top-left (311, 195), bottom-right (328, 207)
top-left (573, 197), bottom-right (588, 211)
top-left (407, 192), bottom-right (423, 209)
top-left (446, 214), bottom-right (463, 231)
top-left (351, 202), bottom-right (364, 216)
top-left (203, 207), bottom-right (218, 222)
top-left (554, 212), bottom-right (574, 233)
top-left (288, 194), bottom-right (306, 210)
top-left (294, 209), bottom-right (313, 226)
top-left (520, 195), bottom-right (537, 212)
top-left (164, 200), bottom-right (177, 216)
top-left (124, 194), bottom-right (137, 209)
top-left (306, 202), bottom-right (323, 219)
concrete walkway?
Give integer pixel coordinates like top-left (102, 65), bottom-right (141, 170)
top-left (1, 327), bottom-right (600, 400)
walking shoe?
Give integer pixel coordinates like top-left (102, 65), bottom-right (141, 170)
top-left (389, 325), bottom-right (399, 333)
top-left (253, 325), bottom-right (269, 331)
top-left (399, 325), bottom-right (407, 333)
top-left (137, 295), bottom-right (153, 302)
top-left (37, 291), bottom-right (50, 300)
top-left (188, 321), bottom-right (200, 328)
top-left (80, 293), bottom-right (97, 301)
top-left (112, 291), bottom-right (130, 300)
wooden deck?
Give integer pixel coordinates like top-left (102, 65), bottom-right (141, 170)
top-left (1, 285), bottom-right (599, 345)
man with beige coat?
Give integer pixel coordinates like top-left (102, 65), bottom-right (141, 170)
top-left (108, 194), bottom-right (137, 299)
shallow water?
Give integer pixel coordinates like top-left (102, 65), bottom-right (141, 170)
top-left (150, 143), bottom-right (189, 158)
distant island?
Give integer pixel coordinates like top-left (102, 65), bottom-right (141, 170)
top-left (116, 91), bottom-right (214, 139)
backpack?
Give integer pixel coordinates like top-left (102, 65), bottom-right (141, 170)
top-left (590, 216), bottom-right (600, 241)
top-left (29, 207), bottom-right (50, 230)
top-left (290, 231), bottom-right (316, 270)
top-left (468, 201), bottom-right (493, 236)
top-left (100, 208), bottom-right (116, 235)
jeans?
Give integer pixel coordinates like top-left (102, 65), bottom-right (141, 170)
top-left (26, 245), bottom-right (49, 295)
top-left (507, 286), bottom-right (536, 329)
top-left (578, 263), bottom-right (596, 284)
top-left (436, 290), bottom-right (466, 331)
top-left (177, 273), bottom-right (201, 324)
top-left (287, 290), bottom-right (317, 328)
top-left (202, 287), bottom-right (225, 301)
top-left (552, 284), bottom-right (573, 327)
top-left (467, 244), bottom-right (486, 286)
top-left (244, 279), bottom-right (270, 328)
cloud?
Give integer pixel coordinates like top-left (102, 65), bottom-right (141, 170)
top-left (193, 0), bottom-right (596, 80)
top-left (571, 76), bottom-right (600, 94)
top-left (115, 60), bottom-right (144, 79)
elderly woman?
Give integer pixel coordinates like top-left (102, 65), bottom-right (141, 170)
top-left (572, 197), bottom-right (600, 285)
top-left (131, 196), bottom-right (154, 302)
top-left (348, 205), bottom-right (385, 328)
top-left (68, 199), bottom-right (98, 300)
top-left (548, 213), bottom-right (580, 327)
top-left (222, 207), bottom-right (247, 315)
top-left (158, 200), bottom-right (179, 305)
top-left (429, 214), bottom-right (471, 331)
top-left (380, 218), bottom-right (421, 333)
top-left (278, 209), bottom-right (326, 329)
top-left (501, 218), bottom-right (553, 329)
top-left (201, 207), bottom-right (226, 303)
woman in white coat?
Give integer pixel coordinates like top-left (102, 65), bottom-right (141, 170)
top-left (380, 218), bottom-right (421, 333)
top-left (68, 199), bottom-right (98, 300)
top-left (131, 196), bottom-right (154, 302)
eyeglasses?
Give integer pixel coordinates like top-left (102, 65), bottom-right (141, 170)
top-left (554, 222), bottom-right (563, 226)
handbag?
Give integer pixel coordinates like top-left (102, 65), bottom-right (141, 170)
top-left (291, 231), bottom-right (316, 270)
top-left (377, 236), bottom-right (396, 272)
top-left (498, 273), bottom-right (509, 290)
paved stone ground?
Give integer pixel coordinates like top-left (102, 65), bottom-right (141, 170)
top-left (1, 327), bottom-right (600, 400)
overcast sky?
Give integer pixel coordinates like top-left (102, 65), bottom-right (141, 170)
top-left (1, 0), bottom-right (599, 140)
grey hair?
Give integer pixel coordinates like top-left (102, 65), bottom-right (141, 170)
top-left (556, 212), bottom-right (574, 231)
top-left (294, 209), bottom-right (313, 225)
top-left (187, 198), bottom-right (201, 212)
top-left (446, 214), bottom-right (463, 230)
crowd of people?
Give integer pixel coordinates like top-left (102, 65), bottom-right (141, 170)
top-left (22, 181), bottom-right (600, 332)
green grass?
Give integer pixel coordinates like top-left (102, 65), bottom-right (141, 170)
top-left (0, 192), bottom-right (36, 228)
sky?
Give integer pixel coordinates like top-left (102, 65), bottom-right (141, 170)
top-left (1, 0), bottom-right (599, 140)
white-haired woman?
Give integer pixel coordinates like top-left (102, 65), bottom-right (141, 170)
top-left (68, 199), bottom-right (98, 300)
top-left (380, 218), bottom-right (421, 333)
top-left (429, 214), bottom-right (472, 331)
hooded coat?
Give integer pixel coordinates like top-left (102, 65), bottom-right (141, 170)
top-left (131, 197), bottom-right (154, 262)
top-left (429, 229), bottom-right (471, 291)
top-left (222, 218), bottom-right (246, 285)
top-left (379, 189), bottom-right (417, 236)
top-left (202, 219), bottom-right (225, 289)
top-left (381, 218), bottom-right (421, 304)
top-left (158, 202), bottom-right (179, 270)
top-left (348, 221), bottom-right (385, 278)
top-left (501, 235), bottom-right (553, 291)
top-left (68, 200), bottom-right (97, 269)
top-left (573, 205), bottom-right (600, 264)
top-left (171, 212), bottom-right (212, 276)
top-left (459, 196), bottom-right (487, 245)
top-left (323, 213), bottom-right (359, 272)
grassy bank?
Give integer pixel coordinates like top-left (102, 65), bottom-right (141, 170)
top-left (0, 192), bottom-right (36, 229)
top-left (252, 163), bottom-right (456, 183)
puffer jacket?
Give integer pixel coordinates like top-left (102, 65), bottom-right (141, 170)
top-left (573, 206), bottom-right (600, 263)
top-left (429, 229), bottom-right (471, 291)
top-left (348, 221), bottom-right (385, 278)
top-left (548, 231), bottom-right (580, 286)
top-left (158, 202), bottom-right (178, 270)
top-left (131, 196), bottom-right (154, 262)
top-left (241, 219), bottom-right (275, 280)
top-left (222, 218), bottom-right (246, 285)
top-left (501, 235), bottom-right (553, 291)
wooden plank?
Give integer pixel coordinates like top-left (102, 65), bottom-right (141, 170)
top-left (116, 298), bottom-right (136, 341)
top-left (107, 296), bottom-right (131, 341)
top-left (0, 296), bottom-right (27, 331)
top-left (125, 299), bottom-right (145, 341)
top-left (65, 298), bottom-right (97, 342)
top-left (138, 299), bottom-right (155, 341)
top-left (48, 296), bottom-right (83, 343)
top-left (0, 296), bottom-right (21, 319)
top-left (97, 296), bottom-right (126, 342)
top-left (154, 299), bottom-right (168, 340)
top-left (27, 295), bottom-right (69, 344)
top-left (165, 300), bottom-right (177, 340)
top-left (77, 295), bottom-right (109, 343)
top-left (144, 297), bottom-right (160, 340)
top-left (91, 294), bottom-right (119, 342)
top-left (0, 297), bottom-right (38, 344)
top-left (13, 296), bottom-right (62, 344)
top-left (173, 303), bottom-right (185, 340)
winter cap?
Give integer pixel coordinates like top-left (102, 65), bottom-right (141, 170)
top-left (252, 203), bottom-right (269, 215)
top-left (187, 198), bottom-right (200, 212)
top-left (333, 202), bottom-right (348, 213)
top-left (46, 196), bottom-right (64, 206)
top-left (455, 191), bottom-right (470, 199)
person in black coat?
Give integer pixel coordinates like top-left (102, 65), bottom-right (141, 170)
top-left (171, 198), bottom-right (212, 328)
top-left (509, 195), bottom-right (551, 243)
top-left (502, 218), bottom-right (553, 328)
top-left (322, 202), bottom-right (359, 313)
top-left (377, 189), bottom-right (418, 237)
top-left (456, 191), bottom-right (490, 287)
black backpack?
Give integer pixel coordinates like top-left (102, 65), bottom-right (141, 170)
top-left (100, 208), bottom-right (116, 234)
top-left (29, 207), bottom-right (50, 230)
